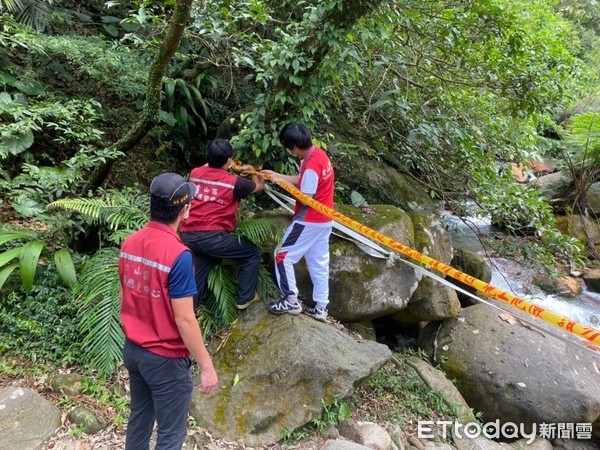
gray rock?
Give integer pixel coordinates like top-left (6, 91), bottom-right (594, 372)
top-left (423, 444), bottom-right (453, 450)
top-left (557, 215), bottom-right (600, 259)
top-left (394, 212), bottom-right (459, 323)
top-left (322, 424), bottom-right (340, 440)
top-left (0, 387), bottom-right (61, 450)
top-left (338, 418), bottom-right (362, 443)
top-left (189, 305), bottom-right (391, 446)
top-left (386, 423), bottom-right (406, 450)
top-left (582, 267), bottom-right (600, 293)
top-left (531, 273), bottom-right (582, 298)
top-left (393, 279), bottom-right (461, 323)
top-left (333, 157), bottom-right (438, 215)
top-left (320, 439), bottom-right (375, 450)
top-left (451, 432), bottom-right (504, 450)
top-left (417, 303), bottom-right (600, 429)
top-left (48, 372), bottom-right (84, 397)
top-left (407, 212), bottom-right (454, 267)
top-left (323, 204), bottom-right (420, 322)
top-left (551, 437), bottom-right (600, 450)
top-left (530, 171), bottom-right (571, 203)
top-left (586, 182), bottom-right (600, 217)
top-left (343, 321), bottom-right (378, 341)
top-left (504, 437), bottom-right (552, 450)
top-left (356, 421), bottom-right (392, 450)
top-left (67, 405), bottom-right (107, 434)
top-left (446, 248), bottom-right (492, 307)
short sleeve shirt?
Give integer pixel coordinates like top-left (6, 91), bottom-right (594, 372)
top-left (233, 177), bottom-right (256, 199)
top-left (168, 251), bottom-right (197, 299)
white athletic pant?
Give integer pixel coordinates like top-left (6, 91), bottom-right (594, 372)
top-left (274, 220), bottom-right (333, 308)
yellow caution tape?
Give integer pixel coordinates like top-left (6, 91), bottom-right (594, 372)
top-left (238, 165), bottom-right (600, 346)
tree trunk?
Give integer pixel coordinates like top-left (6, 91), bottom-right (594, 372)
top-left (86, 0), bottom-right (195, 191)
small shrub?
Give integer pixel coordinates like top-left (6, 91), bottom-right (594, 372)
top-left (0, 264), bottom-right (81, 364)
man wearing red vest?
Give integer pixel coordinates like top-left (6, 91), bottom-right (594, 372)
top-left (261, 122), bottom-right (335, 321)
top-left (180, 139), bottom-right (264, 310)
top-left (119, 173), bottom-right (218, 450)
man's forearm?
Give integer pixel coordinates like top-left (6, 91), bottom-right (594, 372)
top-left (176, 318), bottom-right (214, 371)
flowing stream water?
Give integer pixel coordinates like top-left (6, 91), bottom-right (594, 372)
top-left (442, 211), bottom-right (600, 330)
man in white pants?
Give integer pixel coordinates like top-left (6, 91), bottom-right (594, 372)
top-left (261, 122), bottom-right (334, 321)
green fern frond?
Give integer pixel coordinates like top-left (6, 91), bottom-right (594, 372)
top-left (205, 265), bottom-right (238, 327)
top-left (233, 218), bottom-right (280, 248)
top-left (49, 198), bottom-right (107, 220)
top-left (4, 0), bottom-right (52, 31)
top-left (74, 247), bottom-right (123, 375)
top-left (256, 264), bottom-right (281, 301)
top-left (197, 304), bottom-right (220, 339)
top-left (568, 113), bottom-right (600, 150)
top-left (78, 291), bottom-right (123, 375)
top-left (48, 189), bottom-right (148, 245)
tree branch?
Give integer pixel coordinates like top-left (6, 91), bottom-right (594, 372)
top-left (85, 0), bottom-right (195, 191)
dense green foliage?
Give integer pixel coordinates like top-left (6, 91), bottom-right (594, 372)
top-left (1, 0), bottom-right (600, 377)
top-left (0, 265), bottom-right (81, 363)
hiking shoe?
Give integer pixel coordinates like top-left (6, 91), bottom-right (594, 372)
top-left (305, 305), bottom-right (328, 322)
top-left (236, 292), bottom-right (260, 310)
top-left (268, 297), bottom-right (302, 315)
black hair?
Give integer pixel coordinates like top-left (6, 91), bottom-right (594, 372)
top-left (150, 195), bottom-right (186, 224)
top-left (279, 122), bottom-right (312, 151)
top-left (206, 138), bottom-right (234, 168)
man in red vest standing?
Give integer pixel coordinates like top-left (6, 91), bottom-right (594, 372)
top-left (119, 172), bottom-right (218, 450)
top-left (180, 139), bottom-right (264, 310)
top-left (261, 122), bottom-right (335, 321)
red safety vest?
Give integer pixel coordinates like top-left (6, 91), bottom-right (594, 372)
top-left (119, 221), bottom-right (191, 358)
top-left (180, 166), bottom-right (240, 233)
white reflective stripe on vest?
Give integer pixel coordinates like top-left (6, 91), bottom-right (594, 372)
top-left (119, 252), bottom-right (172, 273)
top-left (189, 177), bottom-right (235, 190)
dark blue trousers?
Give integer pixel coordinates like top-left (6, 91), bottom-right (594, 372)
top-left (181, 231), bottom-right (260, 309)
top-left (123, 341), bottom-right (193, 450)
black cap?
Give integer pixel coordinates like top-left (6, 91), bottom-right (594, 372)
top-left (150, 173), bottom-right (197, 206)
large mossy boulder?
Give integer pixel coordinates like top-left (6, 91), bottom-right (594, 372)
top-left (392, 212), bottom-right (461, 323)
top-left (416, 303), bottom-right (600, 430)
top-left (556, 214), bottom-right (600, 257)
top-left (447, 248), bottom-right (492, 307)
top-left (392, 280), bottom-right (461, 323)
top-left (258, 205), bottom-right (421, 322)
top-left (189, 304), bottom-right (391, 446)
top-left (407, 212), bottom-right (454, 266)
top-left (333, 156), bottom-right (437, 215)
top-left (318, 204), bottom-right (419, 322)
